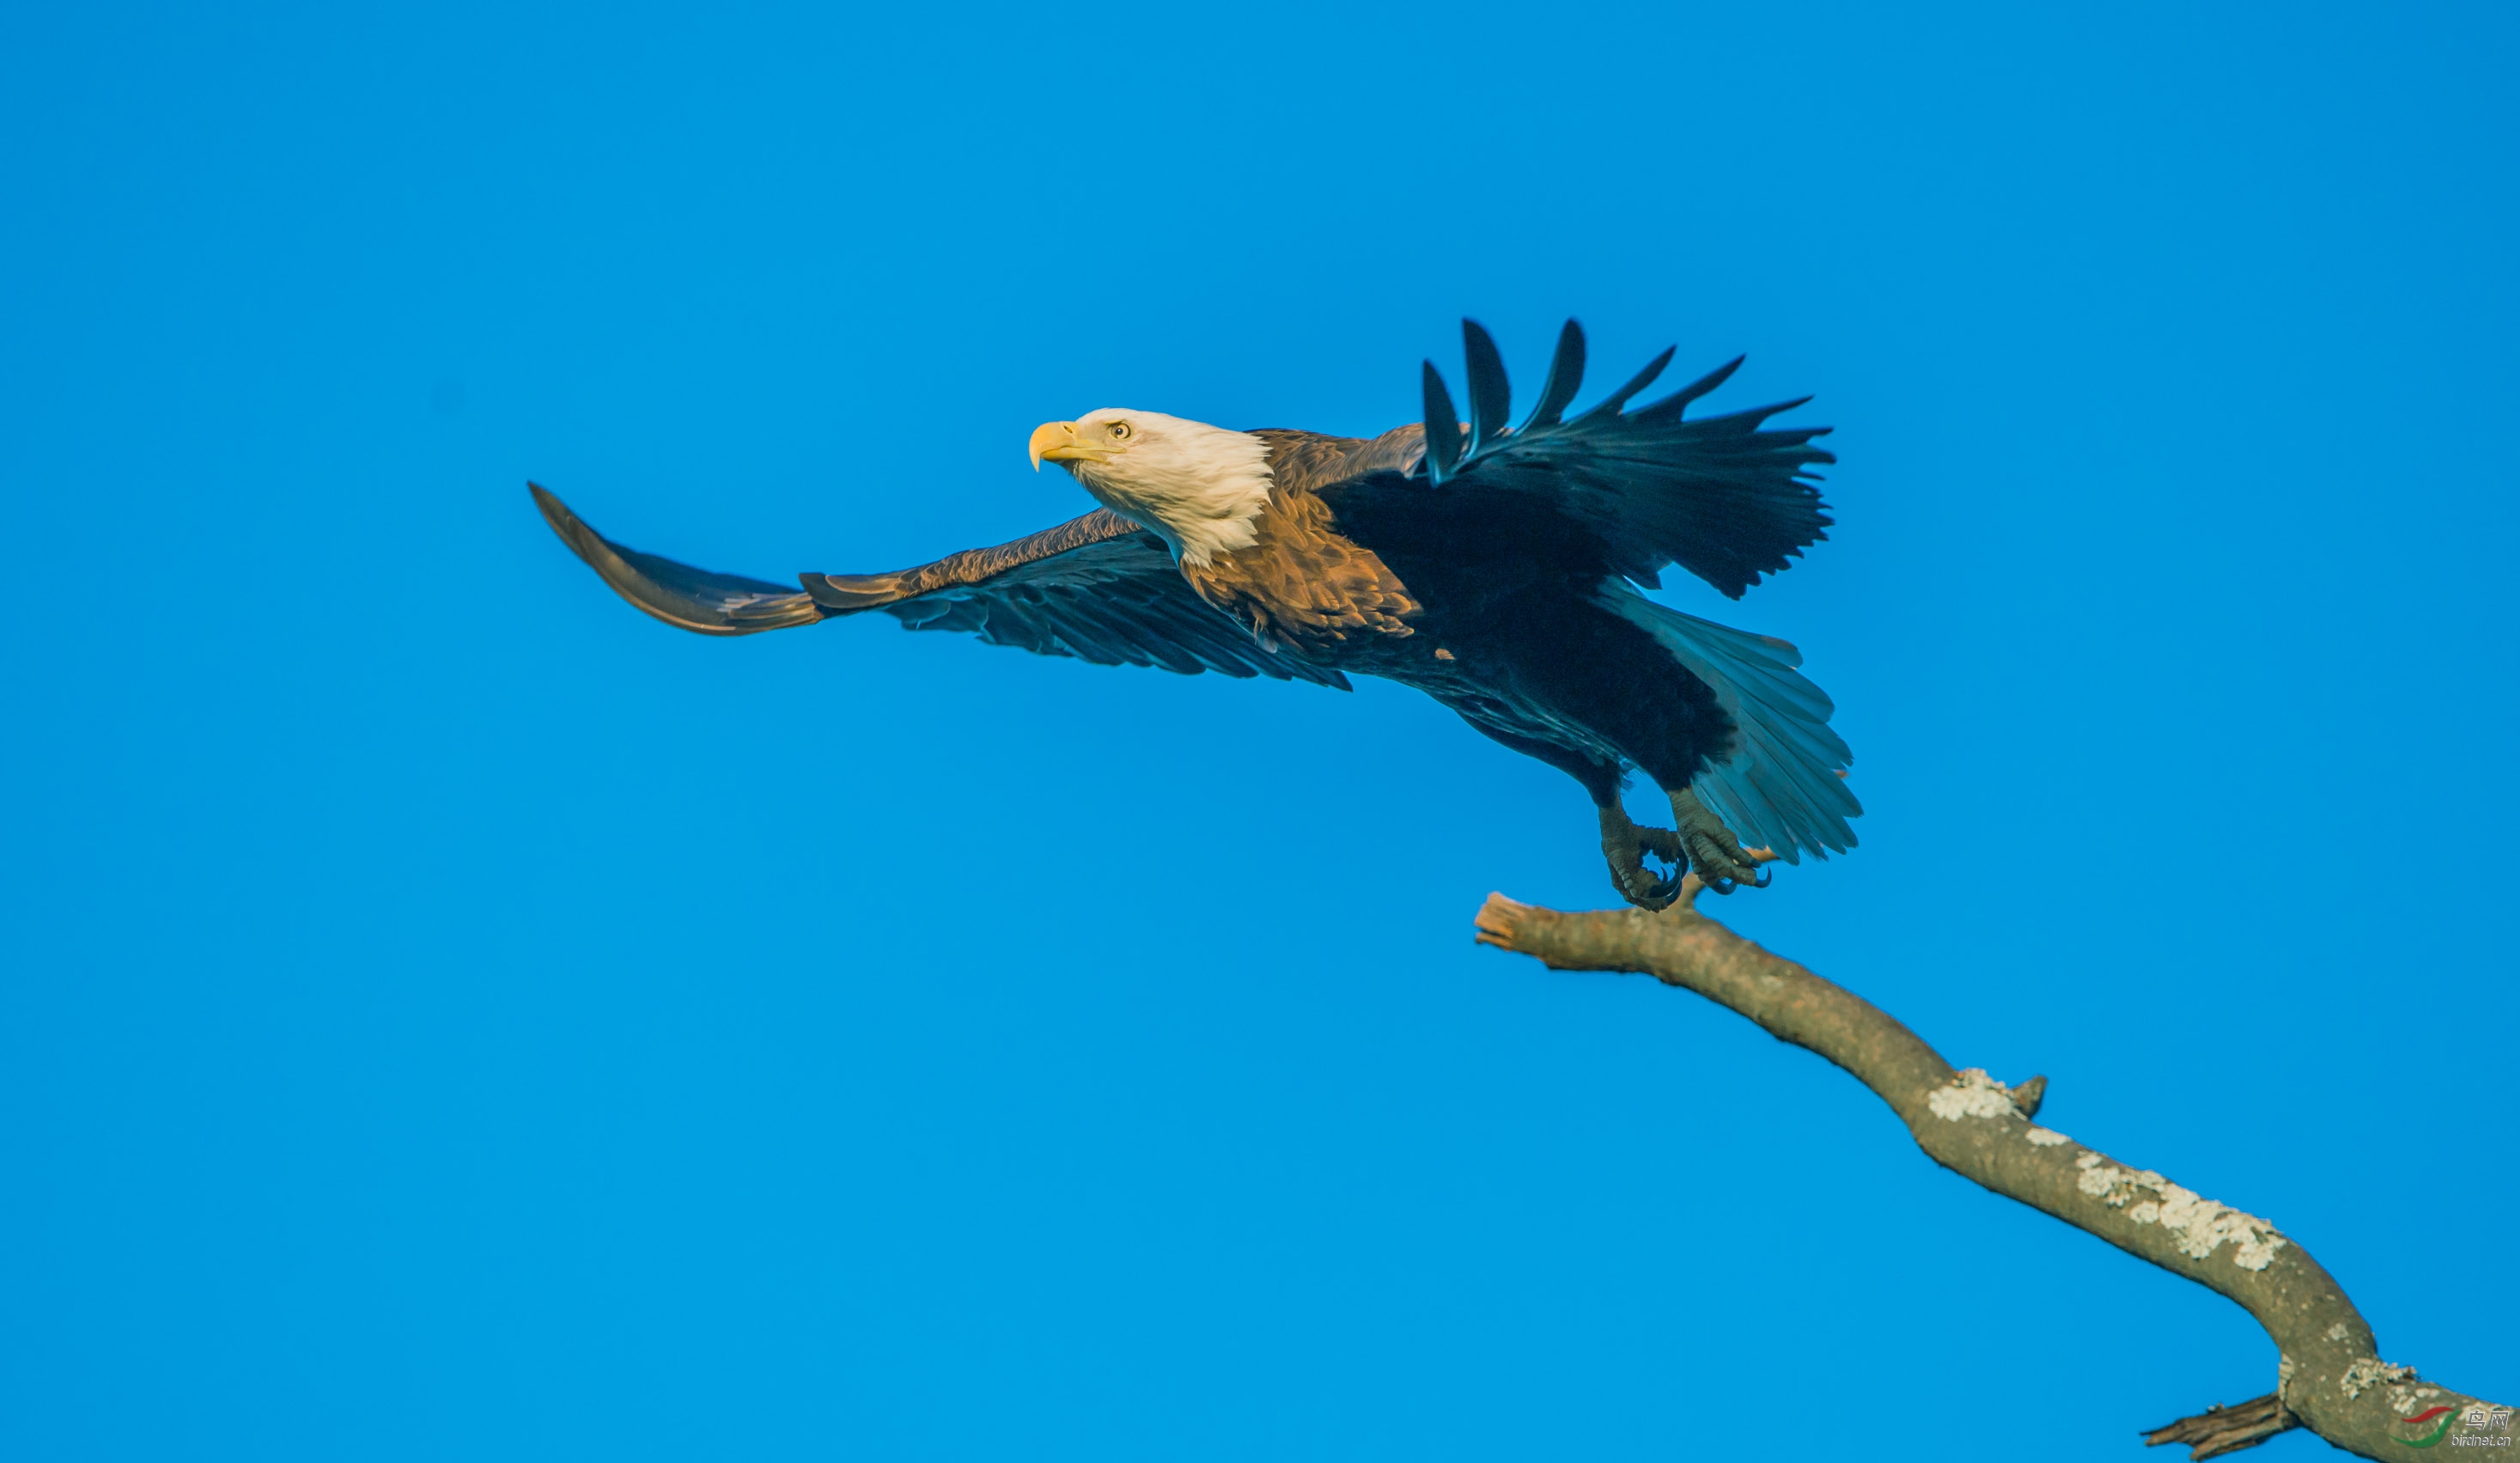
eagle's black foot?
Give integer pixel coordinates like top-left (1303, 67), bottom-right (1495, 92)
top-left (1671, 787), bottom-right (1770, 895)
top-left (1598, 803), bottom-right (1686, 911)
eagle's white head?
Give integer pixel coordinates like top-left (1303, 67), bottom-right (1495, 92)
top-left (1029, 409), bottom-right (1272, 567)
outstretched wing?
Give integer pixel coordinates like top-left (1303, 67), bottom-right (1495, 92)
top-left (1415, 320), bottom-right (1835, 598)
top-left (530, 485), bottom-right (1348, 686)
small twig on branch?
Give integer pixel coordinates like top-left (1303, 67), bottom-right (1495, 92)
top-left (1472, 874), bottom-right (2508, 1460)
top-left (2141, 1395), bottom-right (2297, 1460)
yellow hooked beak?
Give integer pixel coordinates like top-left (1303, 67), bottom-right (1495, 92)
top-left (1029, 420), bottom-right (1112, 471)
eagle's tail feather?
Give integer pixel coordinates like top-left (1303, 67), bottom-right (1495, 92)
top-left (1599, 587), bottom-right (1860, 864)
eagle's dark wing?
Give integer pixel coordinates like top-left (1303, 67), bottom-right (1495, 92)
top-left (530, 485), bottom-right (1348, 686)
top-left (1412, 320), bottom-right (1835, 598)
top-left (533, 484), bottom-right (827, 636)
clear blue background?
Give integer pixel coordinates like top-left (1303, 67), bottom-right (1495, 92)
top-left (3, 3), bottom-right (2512, 1457)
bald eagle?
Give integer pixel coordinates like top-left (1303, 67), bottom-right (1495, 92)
top-left (533, 320), bottom-right (1857, 906)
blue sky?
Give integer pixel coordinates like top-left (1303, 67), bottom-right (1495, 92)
top-left (3, 3), bottom-right (2512, 1458)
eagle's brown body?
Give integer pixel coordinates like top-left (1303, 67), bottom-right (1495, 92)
top-left (1179, 428), bottom-right (1426, 658)
top-left (531, 320), bottom-right (1861, 905)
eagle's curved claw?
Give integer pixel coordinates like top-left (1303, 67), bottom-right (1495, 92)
top-left (1598, 804), bottom-right (1686, 911)
top-left (1672, 787), bottom-right (1766, 896)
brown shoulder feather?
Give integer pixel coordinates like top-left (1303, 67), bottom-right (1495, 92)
top-left (1245, 425), bottom-right (1427, 491)
top-left (1179, 431), bottom-right (1421, 656)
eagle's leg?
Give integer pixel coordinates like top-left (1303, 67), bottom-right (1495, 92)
top-left (1433, 705), bottom-right (1688, 911)
top-left (1670, 786), bottom-right (1769, 895)
top-left (1598, 801), bottom-right (1687, 911)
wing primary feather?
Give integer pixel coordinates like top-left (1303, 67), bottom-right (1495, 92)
top-left (1572, 344), bottom-right (1677, 424)
top-left (1420, 361), bottom-right (1463, 483)
top-left (1632, 355), bottom-right (1745, 421)
top-left (1677, 396), bottom-right (1817, 435)
top-left (1461, 319), bottom-right (1511, 460)
top-left (1520, 319), bottom-right (1587, 430)
top-left (530, 484), bottom-right (825, 637)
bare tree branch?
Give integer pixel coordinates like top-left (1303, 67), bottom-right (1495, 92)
top-left (1472, 875), bottom-right (2511, 1459)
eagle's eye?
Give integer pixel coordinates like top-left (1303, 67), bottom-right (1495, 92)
top-left (1107, 421), bottom-right (1132, 441)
